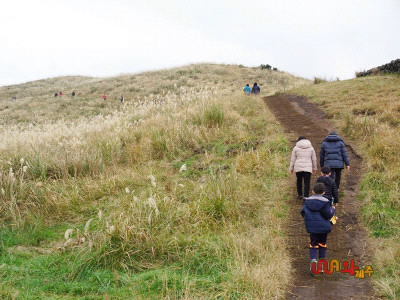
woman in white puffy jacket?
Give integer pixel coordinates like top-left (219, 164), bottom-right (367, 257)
top-left (289, 136), bottom-right (317, 199)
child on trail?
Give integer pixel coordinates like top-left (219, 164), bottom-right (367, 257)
top-left (251, 82), bottom-right (260, 95)
top-left (316, 166), bottom-right (339, 206)
top-left (120, 95), bottom-right (124, 103)
top-left (243, 84), bottom-right (251, 95)
top-left (301, 182), bottom-right (335, 272)
top-left (55, 92), bottom-right (58, 97)
top-left (103, 94), bottom-right (107, 101)
top-left (59, 92), bottom-right (63, 96)
top-left (72, 91), bottom-right (75, 97)
top-left (320, 131), bottom-right (350, 189)
top-left (289, 136), bottom-right (317, 199)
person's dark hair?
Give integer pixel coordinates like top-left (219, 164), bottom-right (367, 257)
top-left (313, 182), bottom-right (325, 195)
top-left (297, 136), bottom-right (306, 141)
top-left (321, 166), bottom-right (331, 174)
top-left (253, 82), bottom-right (257, 86)
top-left (246, 84), bottom-right (249, 86)
top-left (329, 131), bottom-right (338, 135)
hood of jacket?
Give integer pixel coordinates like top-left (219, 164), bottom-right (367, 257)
top-left (323, 134), bottom-right (344, 143)
top-left (296, 139), bottom-right (312, 149)
top-left (304, 195), bottom-right (330, 212)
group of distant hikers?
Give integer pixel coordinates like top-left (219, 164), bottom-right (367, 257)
top-left (54, 91), bottom-right (66, 97)
top-left (289, 131), bottom-right (350, 275)
top-left (242, 82), bottom-right (260, 95)
top-left (53, 91), bottom-right (125, 103)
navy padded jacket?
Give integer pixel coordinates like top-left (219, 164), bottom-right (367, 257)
top-left (301, 195), bottom-right (335, 233)
top-left (320, 134), bottom-right (350, 168)
top-left (316, 175), bottom-right (339, 203)
top-left (252, 85), bottom-right (260, 94)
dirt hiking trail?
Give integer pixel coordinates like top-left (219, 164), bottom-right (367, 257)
top-left (264, 94), bottom-right (375, 299)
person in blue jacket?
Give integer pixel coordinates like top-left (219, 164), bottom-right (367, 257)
top-left (320, 131), bottom-right (350, 189)
top-left (301, 182), bottom-right (335, 266)
top-left (243, 84), bottom-right (251, 95)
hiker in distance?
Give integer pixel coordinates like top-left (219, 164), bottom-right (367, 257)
top-left (243, 84), bottom-right (251, 95)
top-left (289, 136), bottom-right (317, 199)
top-left (320, 131), bottom-right (350, 190)
top-left (251, 82), bottom-right (260, 95)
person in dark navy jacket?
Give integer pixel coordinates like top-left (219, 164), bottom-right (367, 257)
top-left (316, 166), bottom-right (339, 205)
top-left (251, 82), bottom-right (260, 95)
top-left (320, 131), bottom-right (350, 189)
top-left (301, 182), bottom-right (335, 263)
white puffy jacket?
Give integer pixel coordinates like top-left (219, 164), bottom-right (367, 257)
top-left (289, 139), bottom-right (317, 173)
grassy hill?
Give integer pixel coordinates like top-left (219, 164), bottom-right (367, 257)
top-left (0, 64), bottom-right (309, 125)
top-left (291, 74), bottom-right (400, 299)
top-left (0, 64), bottom-right (310, 298)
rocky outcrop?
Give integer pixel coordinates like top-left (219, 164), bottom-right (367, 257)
top-left (356, 59), bottom-right (400, 77)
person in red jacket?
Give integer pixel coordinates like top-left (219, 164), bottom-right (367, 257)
top-left (103, 94), bottom-right (107, 100)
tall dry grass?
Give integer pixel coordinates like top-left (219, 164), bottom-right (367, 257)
top-left (55, 94), bottom-right (291, 298)
top-left (0, 63), bottom-right (310, 125)
top-left (0, 64), bottom-right (306, 298)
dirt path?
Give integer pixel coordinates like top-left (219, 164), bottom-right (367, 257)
top-left (264, 94), bottom-right (375, 299)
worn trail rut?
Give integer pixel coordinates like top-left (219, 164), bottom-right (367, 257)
top-left (264, 94), bottom-right (375, 299)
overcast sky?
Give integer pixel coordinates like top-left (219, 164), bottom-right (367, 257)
top-left (1, 0), bottom-right (399, 86)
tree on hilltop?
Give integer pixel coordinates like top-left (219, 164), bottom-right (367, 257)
top-left (260, 64), bottom-right (272, 70)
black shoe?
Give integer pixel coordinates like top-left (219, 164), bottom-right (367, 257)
top-left (297, 195), bottom-right (303, 199)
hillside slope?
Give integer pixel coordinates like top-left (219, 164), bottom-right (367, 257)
top-left (291, 74), bottom-right (400, 299)
top-left (0, 64), bottom-right (309, 125)
top-left (0, 65), bottom-right (310, 298)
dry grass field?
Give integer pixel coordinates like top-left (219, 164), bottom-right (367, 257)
top-left (0, 64), bottom-right (310, 298)
top-left (292, 74), bottom-right (400, 299)
top-left (0, 64), bottom-right (309, 125)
